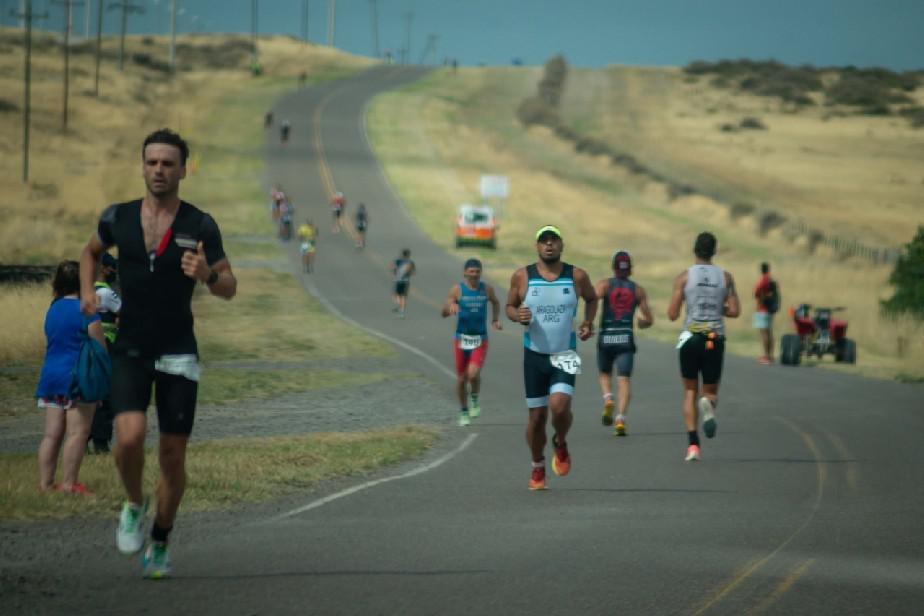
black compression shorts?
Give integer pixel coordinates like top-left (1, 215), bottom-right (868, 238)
top-left (110, 354), bottom-right (198, 435)
top-left (678, 333), bottom-right (725, 385)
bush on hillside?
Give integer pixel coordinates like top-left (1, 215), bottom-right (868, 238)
top-left (825, 73), bottom-right (914, 109)
top-left (899, 106), bottom-right (924, 128)
top-left (538, 55), bottom-right (568, 107)
top-left (516, 97), bottom-right (559, 127)
top-left (0, 99), bottom-right (18, 113)
top-left (881, 226), bottom-right (924, 320)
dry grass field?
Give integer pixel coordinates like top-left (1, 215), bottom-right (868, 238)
top-left (367, 67), bottom-right (924, 380)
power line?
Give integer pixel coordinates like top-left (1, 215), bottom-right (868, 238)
top-left (106, 0), bottom-right (144, 71)
top-left (10, 0), bottom-right (49, 183)
top-left (418, 33), bottom-right (437, 66)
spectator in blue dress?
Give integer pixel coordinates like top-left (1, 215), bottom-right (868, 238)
top-left (35, 261), bottom-right (106, 493)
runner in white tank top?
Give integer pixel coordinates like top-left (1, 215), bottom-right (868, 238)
top-left (667, 232), bottom-right (740, 463)
top-left (506, 225), bottom-right (598, 490)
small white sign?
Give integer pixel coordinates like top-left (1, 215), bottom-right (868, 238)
top-left (480, 175), bottom-right (509, 199)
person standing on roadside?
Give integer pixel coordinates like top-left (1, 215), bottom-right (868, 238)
top-left (506, 225), bottom-right (598, 490)
top-left (87, 252), bottom-right (121, 455)
top-left (667, 232), bottom-right (739, 462)
top-left (35, 261), bottom-right (106, 493)
top-left (392, 248), bottom-right (416, 318)
top-left (297, 218), bottom-right (318, 273)
top-left (753, 262), bottom-right (780, 364)
top-left (79, 128), bottom-right (237, 579)
top-left (441, 258), bottom-right (502, 427)
top-left (595, 251), bottom-right (653, 436)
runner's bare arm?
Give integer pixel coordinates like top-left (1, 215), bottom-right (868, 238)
top-left (575, 267), bottom-right (598, 340)
top-left (594, 279), bottom-right (608, 300)
top-left (506, 268), bottom-right (530, 324)
top-left (667, 271), bottom-right (687, 321)
top-left (441, 284), bottom-right (461, 317)
top-left (487, 284), bottom-right (503, 330)
top-left (79, 234), bottom-right (105, 316)
top-left (724, 272), bottom-right (741, 318)
top-left (636, 284), bottom-right (654, 329)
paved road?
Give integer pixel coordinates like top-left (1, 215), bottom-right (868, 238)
top-left (7, 67), bottom-right (923, 615)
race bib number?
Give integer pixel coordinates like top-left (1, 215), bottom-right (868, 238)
top-left (550, 350), bottom-right (582, 375)
top-left (459, 334), bottom-right (482, 351)
top-left (602, 334), bottom-right (630, 346)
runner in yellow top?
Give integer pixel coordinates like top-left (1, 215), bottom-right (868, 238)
top-left (297, 219), bottom-right (318, 273)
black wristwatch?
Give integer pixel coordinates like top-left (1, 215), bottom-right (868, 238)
top-left (206, 269), bottom-right (219, 286)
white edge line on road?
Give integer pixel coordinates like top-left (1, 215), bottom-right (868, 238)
top-left (272, 433), bottom-right (478, 521)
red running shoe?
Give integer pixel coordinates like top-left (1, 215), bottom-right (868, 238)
top-left (57, 483), bottom-right (93, 495)
top-left (528, 466), bottom-right (547, 491)
top-left (551, 439), bottom-right (571, 477)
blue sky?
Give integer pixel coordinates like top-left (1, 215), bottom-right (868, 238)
top-left (10, 0), bottom-right (924, 70)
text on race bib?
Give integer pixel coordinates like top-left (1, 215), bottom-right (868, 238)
top-left (459, 334), bottom-right (483, 351)
top-left (602, 334), bottom-right (630, 345)
top-left (550, 350), bottom-right (582, 375)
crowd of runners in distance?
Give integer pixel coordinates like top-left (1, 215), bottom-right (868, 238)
top-left (445, 224), bottom-right (743, 490)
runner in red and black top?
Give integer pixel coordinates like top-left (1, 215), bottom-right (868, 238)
top-left (79, 128), bottom-right (237, 579)
top-left (330, 191), bottom-right (346, 233)
top-left (594, 251), bottom-right (653, 436)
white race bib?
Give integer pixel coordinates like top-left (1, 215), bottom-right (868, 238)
top-left (602, 334), bottom-right (630, 345)
top-left (676, 330), bottom-right (693, 349)
top-left (550, 350), bottom-right (582, 375)
top-left (459, 334), bottom-right (483, 351)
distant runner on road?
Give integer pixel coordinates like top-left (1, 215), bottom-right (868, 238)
top-left (297, 219), bottom-right (318, 273)
top-left (79, 128), bottom-right (237, 579)
top-left (392, 248), bottom-right (416, 318)
top-left (667, 232), bottom-right (739, 462)
top-left (506, 225), bottom-right (597, 490)
top-left (330, 191), bottom-right (346, 233)
top-left (441, 258), bottom-right (502, 427)
top-left (354, 203), bottom-right (368, 249)
top-left (595, 250), bottom-right (653, 436)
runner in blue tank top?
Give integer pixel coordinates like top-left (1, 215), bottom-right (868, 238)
top-left (441, 259), bottom-right (502, 427)
top-left (506, 226), bottom-right (598, 490)
top-left (594, 251), bottom-right (654, 436)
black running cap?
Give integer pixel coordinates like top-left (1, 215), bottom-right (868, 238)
top-left (463, 258), bottom-right (482, 270)
top-left (612, 251), bottom-right (631, 276)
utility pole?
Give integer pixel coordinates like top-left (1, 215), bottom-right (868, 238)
top-left (369, 0), bottom-right (378, 58)
top-left (326, 0), bottom-right (335, 47)
top-left (52, 0), bottom-right (83, 132)
top-left (301, 0), bottom-right (308, 44)
top-left (11, 1), bottom-right (49, 183)
top-left (84, 0), bottom-right (90, 38)
top-left (93, 0), bottom-right (102, 94)
top-left (107, 0), bottom-right (144, 71)
top-left (169, 0), bottom-right (176, 72)
top-left (250, 0), bottom-right (258, 70)
top-left (403, 10), bottom-right (413, 65)
top-left (418, 33), bottom-right (437, 65)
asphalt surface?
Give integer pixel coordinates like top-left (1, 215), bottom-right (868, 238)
top-left (5, 66), bottom-right (924, 615)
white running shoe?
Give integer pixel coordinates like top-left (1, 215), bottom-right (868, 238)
top-left (142, 542), bottom-right (171, 579)
top-left (699, 397), bottom-right (717, 439)
top-left (685, 444), bottom-right (701, 462)
top-left (469, 397), bottom-right (481, 418)
top-left (457, 411), bottom-right (471, 427)
top-left (117, 500), bottom-right (148, 555)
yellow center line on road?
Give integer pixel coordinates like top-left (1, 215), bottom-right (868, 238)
top-left (691, 416), bottom-right (826, 616)
top-left (822, 430), bottom-right (858, 493)
top-left (310, 71), bottom-right (443, 313)
top-left (745, 559), bottom-right (815, 616)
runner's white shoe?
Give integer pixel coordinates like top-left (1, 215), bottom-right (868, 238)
top-left (699, 397), bottom-right (717, 438)
top-left (685, 444), bottom-right (701, 462)
top-left (457, 411), bottom-right (471, 427)
top-left (117, 500), bottom-right (148, 555)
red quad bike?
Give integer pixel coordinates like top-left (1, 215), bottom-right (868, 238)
top-left (779, 304), bottom-right (856, 366)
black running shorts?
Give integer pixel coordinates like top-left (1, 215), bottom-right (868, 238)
top-left (678, 333), bottom-right (725, 385)
top-left (110, 354), bottom-right (198, 435)
top-left (597, 347), bottom-right (634, 377)
top-left (394, 281), bottom-right (409, 297)
top-left (523, 347), bottom-right (576, 408)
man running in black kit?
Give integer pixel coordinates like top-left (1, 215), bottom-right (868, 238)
top-left (79, 128), bottom-right (237, 578)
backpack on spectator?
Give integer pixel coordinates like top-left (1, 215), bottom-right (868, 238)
top-left (69, 321), bottom-right (111, 403)
top-left (763, 279), bottom-right (780, 314)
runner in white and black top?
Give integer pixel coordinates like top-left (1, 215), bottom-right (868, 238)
top-left (594, 251), bottom-right (653, 436)
top-left (392, 248), bottom-right (415, 318)
top-left (354, 203), bottom-right (368, 249)
top-left (506, 225), bottom-right (597, 490)
top-left (79, 128), bottom-right (237, 579)
top-left (667, 232), bottom-right (739, 462)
